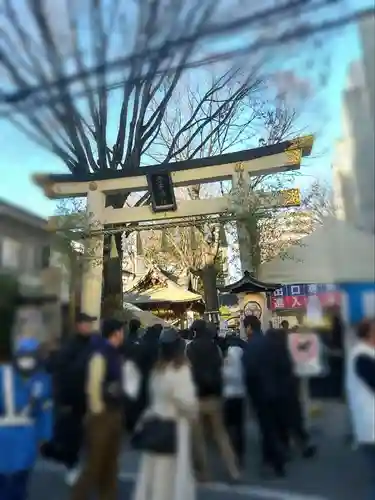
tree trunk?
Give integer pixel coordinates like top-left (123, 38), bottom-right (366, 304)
top-left (0, 274), bottom-right (18, 361)
top-left (103, 233), bottom-right (123, 295)
top-left (68, 274), bottom-right (76, 333)
top-left (102, 193), bottom-right (126, 314)
top-left (201, 262), bottom-right (220, 325)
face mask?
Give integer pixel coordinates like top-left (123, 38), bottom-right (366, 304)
top-left (13, 352), bottom-right (40, 377)
top-left (17, 356), bottom-right (37, 371)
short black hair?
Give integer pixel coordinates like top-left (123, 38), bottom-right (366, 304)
top-left (190, 319), bottom-right (207, 336)
top-left (145, 324), bottom-right (163, 339)
top-left (179, 329), bottom-right (191, 340)
top-left (76, 312), bottom-right (97, 323)
top-left (206, 322), bottom-right (219, 338)
top-left (102, 318), bottom-right (124, 339)
top-left (129, 318), bottom-right (141, 334)
top-left (281, 320), bottom-right (289, 329)
top-left (152, 324), bottom-right (163, 334)
top-left (357, 319), bottom-right (374, 340)
top-left (243, 315), bottom-right (261, 331)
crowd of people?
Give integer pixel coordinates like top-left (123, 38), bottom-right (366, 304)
top-left (0, 311), bottom-right (374, 500)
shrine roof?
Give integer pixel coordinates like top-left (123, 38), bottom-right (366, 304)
top-left (34, 135), bottom-right (313, 183)
top-left (123, 266), bottom-right (202, 304)
top-left (219, 271), bottom-right (281, 294)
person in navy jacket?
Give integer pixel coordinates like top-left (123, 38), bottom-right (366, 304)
top-left (71, 318), bottom-right (124, 500)
top-left (0, 336), bottom-right (53, 500)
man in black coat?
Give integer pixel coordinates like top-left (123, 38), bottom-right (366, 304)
top-left (187, 319), bottom-right (239, 481)
top-left (242, 317), bottom-right (288, 476)
top-left (136, 324), bottom-right (163, 413)
top-left (122, 318), bottom-right (142, 360)
top-left (266, 327), bottom-right (316, 459)
top-left (42, 312), bottom-right (98, 486)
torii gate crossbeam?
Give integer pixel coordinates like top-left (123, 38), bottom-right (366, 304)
top-left (33, 135), bottom-right (313, 323)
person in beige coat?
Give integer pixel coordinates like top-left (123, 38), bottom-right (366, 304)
top-left (132, 328), bottom-right (197, 500)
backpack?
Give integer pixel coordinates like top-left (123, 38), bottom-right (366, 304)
top-left (186, 339), bottom-right (223, 396)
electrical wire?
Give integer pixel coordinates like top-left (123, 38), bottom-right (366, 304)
top-left (0, 6), bottom-right (373, 119)
top-left (0, 0), bottom-right (375, 117)
top-left (0, 0), bottom-right (324, 104)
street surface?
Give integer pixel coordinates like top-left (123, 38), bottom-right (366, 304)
top-left (30, 403), bottom-right (369, 500)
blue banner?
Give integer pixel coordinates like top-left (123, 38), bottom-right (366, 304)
top-left (273, 283), bottom-right (338, 297)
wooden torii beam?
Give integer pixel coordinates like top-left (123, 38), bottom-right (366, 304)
top-left (33, 135), bottom-right (314, 321)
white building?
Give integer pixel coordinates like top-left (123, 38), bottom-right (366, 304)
top-left (332, 14), bottom-right (375, 233)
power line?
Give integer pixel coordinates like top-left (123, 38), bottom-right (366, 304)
top-left (1, 6), bottom-right (372, 118)
top-left (0, 0), bottom-right (320, 104)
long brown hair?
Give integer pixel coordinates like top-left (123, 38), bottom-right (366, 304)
top-left (154, 337), bottom-right (187, 371)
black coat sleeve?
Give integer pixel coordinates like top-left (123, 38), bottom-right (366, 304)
top-left (355, 354), bottom-right (375, 392)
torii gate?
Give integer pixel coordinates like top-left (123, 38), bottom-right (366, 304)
top-left (33, 135), bottom-right (313, 323)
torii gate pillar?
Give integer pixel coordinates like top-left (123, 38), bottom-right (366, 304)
top-left (80, 188), bottom-right (105, 327)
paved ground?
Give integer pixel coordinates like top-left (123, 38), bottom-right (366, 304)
top-left (30, 402), bottom-right (370, 500)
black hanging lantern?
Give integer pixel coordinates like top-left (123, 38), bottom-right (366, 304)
top-left (147, 171), bottom-right (177, 213)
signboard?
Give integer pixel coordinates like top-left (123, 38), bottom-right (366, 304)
top-left (147, 171), bottom-right (177, 212)
top-left (340, 283), bottom-right (375, 324)
top-left (270, 283), bottom-right (341, 310)
top-left (243, 300), bottom-right (262, 319)
top-left (205, 311), bottom-right (220, 325)
top-left (288, 332), bottom-right (324, 378)
top-left (363, 291), bottom-right (375, 317)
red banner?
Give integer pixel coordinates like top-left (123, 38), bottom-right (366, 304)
top-left (271, 292), bottom-right (341, 310)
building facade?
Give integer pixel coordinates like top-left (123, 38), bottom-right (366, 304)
top-left (0, 199), bottom-right (71, 340)
top-left (332, 14), bottom-right (375, 232)
top-left (0, 199), bottom-right (51, 287)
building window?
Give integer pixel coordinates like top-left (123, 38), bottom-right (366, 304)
top-left (41, 245), bottom-right (51, 269)
top-left (1, 237), bottom-right (21, 269)
top-left (24, 245), bottom-right (36, 272)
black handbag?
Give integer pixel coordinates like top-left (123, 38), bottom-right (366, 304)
top-left (130, 416), bottom-right (177, 455)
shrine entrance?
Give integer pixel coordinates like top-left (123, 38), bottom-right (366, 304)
top-left (33, 135), bottom-right (313, 326)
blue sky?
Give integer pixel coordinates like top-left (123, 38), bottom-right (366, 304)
top-left (0, 22), bottom-right (362, 219)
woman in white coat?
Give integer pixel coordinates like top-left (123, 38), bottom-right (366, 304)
top-left (132, 328), bottom-right (198, 500)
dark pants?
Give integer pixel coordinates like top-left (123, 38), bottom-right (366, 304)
top-left (71, 410), bottom-right (122, 500)
top-left (193, 397), bottom-right (239, 480)
top-left (42, 408), bottom-right (83, 469)
top-left (282, 392), bottom-right (310, 451)
top-left (362, 445), bottom-right (375, 500)
top-left (223, 397), bottom-right (246, 467)
top-left (252, 396), bottom-right (287, 472)
top-left (0, 470), bottom-right (30, 500)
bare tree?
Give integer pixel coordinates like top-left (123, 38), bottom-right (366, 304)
top-left (50, 198), bottom-right (115, 323)
top-left (1, 0), bottom-right (352, 313)
top-left (229, 178), bottom-right (335, 275)
top-left (302, 179), bottom-right (336, 224)
top-left (1, 0), bottom-right (253, 303)
top-left (131, 78), bottom-right (305, 311)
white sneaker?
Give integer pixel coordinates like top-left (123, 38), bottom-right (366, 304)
top-left (65, 467), bottom-right (81, 486)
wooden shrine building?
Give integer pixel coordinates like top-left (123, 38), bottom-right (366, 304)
top-left (123, 266), bottom-right (204, 325)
